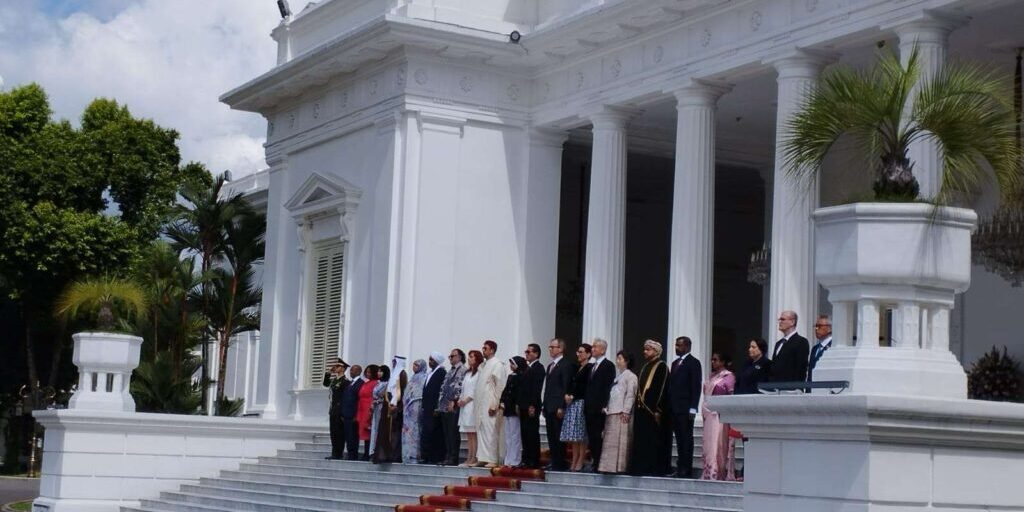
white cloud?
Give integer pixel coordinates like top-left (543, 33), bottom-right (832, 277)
top-left (0, 0), bottom-right (280, 176)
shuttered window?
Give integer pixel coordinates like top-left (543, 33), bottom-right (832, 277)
top-left (306, 241), bottom-right (345, 387)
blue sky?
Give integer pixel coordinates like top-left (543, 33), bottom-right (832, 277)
top-left (0, 0), bottom-right (280, 175)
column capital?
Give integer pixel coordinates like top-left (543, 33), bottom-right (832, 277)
top-left (526, 126), bottom-right (569, 148)
top-left (887, 10), bottom-right (967, 44)
top-left (673, 79), bottom-right (733, 108)
top-left (584, 105), bottom-right (640, 130)
top-left (768, 48), bottom-right (839, 81)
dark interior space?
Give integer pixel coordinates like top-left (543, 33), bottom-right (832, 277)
top-left (554, 144), bottom-right (766, 365)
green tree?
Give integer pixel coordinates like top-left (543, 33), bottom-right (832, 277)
top-left (782, 46), bottom-right (1021, 203)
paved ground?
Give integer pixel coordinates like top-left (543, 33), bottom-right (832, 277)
top-left (0, 477), bottom-right (38, 507)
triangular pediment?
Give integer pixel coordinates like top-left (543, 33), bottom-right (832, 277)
top-left (284, 172), bottom-right (362, 212)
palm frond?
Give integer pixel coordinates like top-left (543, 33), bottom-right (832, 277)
top-left (55, 276), bottom-right (148, 329)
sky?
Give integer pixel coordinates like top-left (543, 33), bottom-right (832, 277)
top-left (0, 0), bottom-right (284, 176)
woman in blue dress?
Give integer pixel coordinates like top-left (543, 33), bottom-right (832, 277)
top-left (560, 343), bottom-right (592, 472)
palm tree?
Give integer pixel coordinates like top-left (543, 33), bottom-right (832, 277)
top-left (783, 46), bottom-right (1021, 203)
top-left (55, 276), bottom-right (147, 331)
top-left (131, 351), bottom-right (203, 414)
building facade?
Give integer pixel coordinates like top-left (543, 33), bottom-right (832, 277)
top-left (220, 0), bottom-right (1024, 420)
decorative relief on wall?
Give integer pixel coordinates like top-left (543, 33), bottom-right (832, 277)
top-left (701, 28), bottom-right (712, 47)
top-left (507, 83), bottom-right (520, 101)
top-left (396, 66), bottom-right (406, 87)
top-left (750, 11), bottom-right (763, 31)
top-left (610, 59), bottom-right (622, 78)
top-left (653, 45), bottom-right (664, 63)
top-left (369, 79), bottom-right (379, 95)
top-left (288, 113), bottom-right (296, 130)
top-left (806, 0), bottom-right (819, 12)
top-left (339, 91), bottom-right (348, 108)
top-left (414, 68), bottom-right (428, 85)
top-left (542, 82), bottom-right (551, 99)
top-left (312, 102), bottom-right (321, 119)
top-left (575, 70), bottom-right (585, 90)
top-left (459, 75), bottom-right (474, 93)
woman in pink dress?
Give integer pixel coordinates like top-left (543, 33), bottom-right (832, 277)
top-left (701, 352), bottom-right (736, 481)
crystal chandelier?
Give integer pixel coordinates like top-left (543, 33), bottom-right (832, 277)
top-left (972, 48), bottom-right (1024, 287)
top-left (747, 243), bottom-right (770, 286)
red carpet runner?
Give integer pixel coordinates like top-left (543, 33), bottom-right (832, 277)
top-left (394, 467), bottom-right (546, 511)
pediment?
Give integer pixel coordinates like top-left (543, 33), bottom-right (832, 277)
top-left (284, 172), bottom-right (362, 213)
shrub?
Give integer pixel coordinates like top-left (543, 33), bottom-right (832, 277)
top-left (967, 346), bottom-right (1023, 402)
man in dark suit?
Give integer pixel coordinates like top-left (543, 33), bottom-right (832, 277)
top-left (518, 343), bottom-right (546, 468)
top-left (419, 352), bottom-right (447, 463)
top-left (770, 310), bottom-right (810, 382)
top-left (667, 336), bottom-right (702, 478)
top-left (807, 315), bottom-right (833, 382)
top-left (339, 363), bottom-right (363, 460)
top-left (583, 338), bottom-right (615, 471)
top-left (322, 358), bottom-right (351, 460)
top-left (542, 338), bottom-right (573, 471)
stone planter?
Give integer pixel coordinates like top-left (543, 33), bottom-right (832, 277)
top-left (812, 203), bottom-right (977, 398)
top-left (68, 331), bottom-right (143, 412)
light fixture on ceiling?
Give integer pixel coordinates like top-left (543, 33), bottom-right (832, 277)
top-left (277, 0), bottom-right (292, 19)
top-left (509, 30), bottom-right (522, 44)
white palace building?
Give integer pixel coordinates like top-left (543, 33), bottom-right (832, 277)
top-left (33, 1), bottom-right (1024, 511)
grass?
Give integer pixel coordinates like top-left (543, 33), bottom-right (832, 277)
top-left (6, 501), bottom-right (32, 511)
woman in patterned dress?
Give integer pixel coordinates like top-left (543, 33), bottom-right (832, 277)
top-left (701, 352), bottom-right (736, 481)
top-left (560, 343), bottom-right (592, 472)
top-left (402, 359), bottom-right (428, 463)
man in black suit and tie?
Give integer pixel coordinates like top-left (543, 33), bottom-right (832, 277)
top-left (770, 310), bottom-right (810, 382)
top-left (807, 315), bottom-right (833, 382)
top-left (542, 338), bottom-right (573, 471)
top-left (584, 338), bottom-right (616, 471)
top-left (340, 363), bottom-right (363, 460)
top-left (420, 352), bottom-right (447, 463)
top-left (667, 336), bottom-right (702, 478)
top-left (323, 358), bottom-right (351, 460)
top-left (519, 343), bottom-right (546, 468)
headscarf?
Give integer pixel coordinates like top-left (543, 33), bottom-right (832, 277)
top-left (405, 359), bottom-right (428, 405)
top-left (644, 339), bottom-right (663, 358)
top-left (388, 356), bottom-right (406, 398)
top-left (430, 351), bottom-right (446, 366)
top-left (510, 356), bottom-right (528, 375)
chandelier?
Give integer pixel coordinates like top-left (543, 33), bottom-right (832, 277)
top-left (747, 243), bottom-right (770, 286)
top-left (972, 48), bottom-right (1024, 287)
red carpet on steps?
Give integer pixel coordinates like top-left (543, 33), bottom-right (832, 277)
top-left (394, 466), bottom-right (546, 511)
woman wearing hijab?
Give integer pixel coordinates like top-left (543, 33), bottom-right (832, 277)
top-left (630, 339), bottom-right (669, 476)
top-left (370, 365), bottom-right (391, 463)
top-left (499, 356), bottom-right (527, 467)
top-left (357, 365), bottom-right (379, 460)
top-left (701, 352), bottom-right (737, 481)
top-left (402, 359), bottom-right (428, 464)
top-left (599, 350), bottom-right (638, 474)
top-left (560, 343), bottom-right (593, 472)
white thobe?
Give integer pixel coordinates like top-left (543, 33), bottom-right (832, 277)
top-left (474, 357), bottom-right (508, 464)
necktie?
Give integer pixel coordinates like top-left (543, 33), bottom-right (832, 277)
top-left (591, 360), bottom-right (599, 375)
top-left (672, 357), bottom-right (682, 372)
top-left (774, 338), bottom-right (785, 358)
top-left (547, 361), bottom-right (554, 374)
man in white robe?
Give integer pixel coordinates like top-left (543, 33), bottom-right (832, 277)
top-left (475, 340), bottom-right (507, 467)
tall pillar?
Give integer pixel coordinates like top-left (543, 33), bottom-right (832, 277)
top-left (582, 107), bottom-right (634, 355)
top-left (768, 50), bottom-right (834, 339)
top-left (893, 13), bottom-right (964, 199)
top-left (667, 81), bottom-right (731, 368)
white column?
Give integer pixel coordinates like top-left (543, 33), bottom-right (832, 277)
top-left (667, 81), bottom-right (731, 368)
top-left (582, 107), bottom-right (633, 355)
top-left (768, 50), bottom-right (834, 339)
top-left (894, 14), bottom-right (964, 200)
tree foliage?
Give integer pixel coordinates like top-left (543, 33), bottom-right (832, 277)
top-left (55, 276), bottom-right (148, 332)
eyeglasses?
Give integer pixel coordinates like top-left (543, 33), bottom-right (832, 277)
top-left (814, 324), bottom-right (831, 328)
top-left (778, 317), bottom-right (793, 322)
top-left (548, 345), bottom-right (558, 349)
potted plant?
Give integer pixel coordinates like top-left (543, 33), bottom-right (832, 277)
top-left (56, 276), bottom-right (148, 411)
top-left (782, 46), bottom-right (1021, 398)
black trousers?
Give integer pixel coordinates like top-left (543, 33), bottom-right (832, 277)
top-left (420, 410), bottom-right (446, 463)
top-left (343, 417), bottom-right (360, 459)
top-left (520, 410), bottom-right (541, 468)
top-left (328, 412), bottom-right (345, 457)
top-left (442, 410), bottom-right (461, 464)
top-left (672, 412), bottom-right (695, 477)
top-left (544, 410), bottom-right (567, 470)
top-left (585, 411), bottom-right (605, 467)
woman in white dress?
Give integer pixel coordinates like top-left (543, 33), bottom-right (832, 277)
top-left (458, 350), bottom-right (483, 467)
top-left (598, 350), bottom-right (638, 474)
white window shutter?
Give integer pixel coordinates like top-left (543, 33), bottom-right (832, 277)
top-left (307, 242), bottom-right (345, 387)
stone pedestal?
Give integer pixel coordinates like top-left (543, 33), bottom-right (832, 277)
top-left (68, 332), bottom-right (143, 412)
top-left (714, 394), bottom-right (1024, 511)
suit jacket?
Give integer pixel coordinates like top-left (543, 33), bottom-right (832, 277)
top-left (323, 373), bottom-right (350, 417)
top-left (806, 338), bottom-right (832, 382)
top-left (542, 357), bottom-right (574, 415)
top-left (735, 357), bottom-right (771, 394)
top-left (583, 358), bottom-right (616, 417)
top-left (770, 332), bottom-right (810, 382)
top-left (340, 377), bottom-right (363, 419)
top-left (667, 353), bottom-right (702, 415)
top-left (421, 367), bottom-right (446, 418)
top-left (518, 360), bottom-right (546, 412)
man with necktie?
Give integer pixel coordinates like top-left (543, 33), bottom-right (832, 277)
top-left (807, 315), bottom-right (833, 382)
top-left (584, 338), bottom-right (616, 472)
top-left (542, 338), bottom-right (572, 471)
top-left (667, 336), bottom-right (702, 478)
top-left (770, 310), bottom-right (810, 383)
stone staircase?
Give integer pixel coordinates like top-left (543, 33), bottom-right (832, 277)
top-left (123, 433), bottom-right (743, 512)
